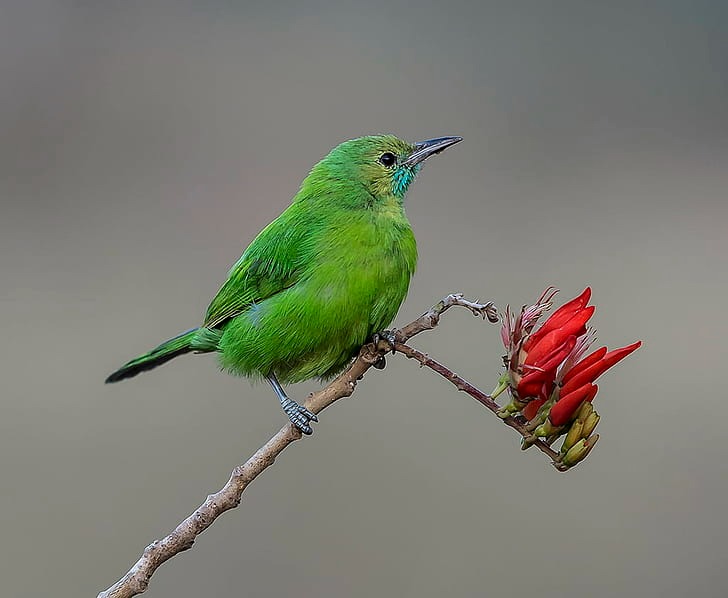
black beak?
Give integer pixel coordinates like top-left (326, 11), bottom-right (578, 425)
top-left (402, 136), bottom-right (463, 167)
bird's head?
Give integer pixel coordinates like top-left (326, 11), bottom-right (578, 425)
top-left (302, 134), bottom-right (462, 208)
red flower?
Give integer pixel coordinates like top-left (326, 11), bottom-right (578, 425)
top-left (504, 287), bottom-right (595, 404)
top-left (548, 341), bottom-right (642, 426)
top-left (497, 286), bottom-right (641, 467)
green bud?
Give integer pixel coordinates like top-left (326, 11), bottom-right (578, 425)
top-left (561, 419), bottom-right (584, 454)
top-left (562, 434), bottom-right (600, 467)
top-left (497, 398), bottom-right (526, 419)
top-left (580, 412), bottom-right (600, 439)
top-left (490, 374), bottom-right (511, 400)
top-left (534, 419), bottom-right (563, 438)
top-left (575, 401), bottom-right (594, 421)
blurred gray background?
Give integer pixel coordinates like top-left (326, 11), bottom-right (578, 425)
top-left (1, 1), bottom-right (726, 597)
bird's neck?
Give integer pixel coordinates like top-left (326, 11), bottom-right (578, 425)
top-left (296, 172), bottom-right (408, 217)
top-left (372, 192), bottom-right (409, 222)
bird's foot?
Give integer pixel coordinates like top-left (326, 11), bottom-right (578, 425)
top-left (373, 329), bottom-right (398, 353)
top-left (281, 397), bottom-right (318, 435)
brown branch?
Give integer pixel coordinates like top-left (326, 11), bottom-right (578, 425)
top-left (391, 342), bottom-right (567, 471)
top-left (98, 294), bottom-right (497, 598)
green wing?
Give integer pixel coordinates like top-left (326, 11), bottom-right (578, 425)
top-left (203, 205), bottom-right (318, 329)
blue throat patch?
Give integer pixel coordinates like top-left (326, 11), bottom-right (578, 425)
top-left (392, 165), bottom-right (421, 198)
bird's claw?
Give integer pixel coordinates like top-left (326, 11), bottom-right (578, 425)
top-left (281, 398), bottom-right (318, 435)
top-left (373, 330), bottom-right (398, 353)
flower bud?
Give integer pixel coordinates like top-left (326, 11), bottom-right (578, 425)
top-left (561, 419), bottom-right (585, 454)
top-left (580, 411), bottom-right (600, 438)
top-left (561, 434), bottom-right (599, 467)
top-left (534, 418), bottom-right (564, 438)
top-left (575, 400), bottom-right (594, 421)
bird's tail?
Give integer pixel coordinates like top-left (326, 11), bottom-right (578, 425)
top-left (105, 327), bottom-right (218, 383)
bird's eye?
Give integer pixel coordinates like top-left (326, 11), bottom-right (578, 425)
top-left (379, 152), bottom-right (396, 167)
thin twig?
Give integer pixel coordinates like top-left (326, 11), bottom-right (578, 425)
top-left (391, 341), bottom-right (567, 470)
top-left (98, 294), bottom-right (497, 598)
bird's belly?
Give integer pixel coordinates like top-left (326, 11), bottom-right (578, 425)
top-left (218, 248), bottom-right (411, 383)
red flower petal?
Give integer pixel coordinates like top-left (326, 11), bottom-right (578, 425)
top-left (560, 341), bottom-right (641, 397)
top-left (523, 305), bottom-right (595, 366)
top-left (523, 288), bottom-right (591, 352)
top-left (522, 398), bottom-right (546, 421)
top-left (524, 330), bottom-right (572, 367)
top-left (518, 336), bottom-right (576, 400)
top-left (518, 373), bottom-right (554, 400)
top-left (549, 383), bottom-right (599, 426)
top-left (519, 334), bottom-right (577, 386)
top-left (561, 346), bottom-right (608, 385)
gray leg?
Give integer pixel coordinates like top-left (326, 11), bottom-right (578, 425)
top-left (266, 373), bottom-right (318, 435)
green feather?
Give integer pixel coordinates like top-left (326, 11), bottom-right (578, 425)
top-left (106, 134), bottom-right (449, 387)
top-left (105, 329), bottom-right (198, 383)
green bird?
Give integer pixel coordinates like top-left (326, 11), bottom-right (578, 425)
top-left (106, 134), bottom-right (462, 434)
